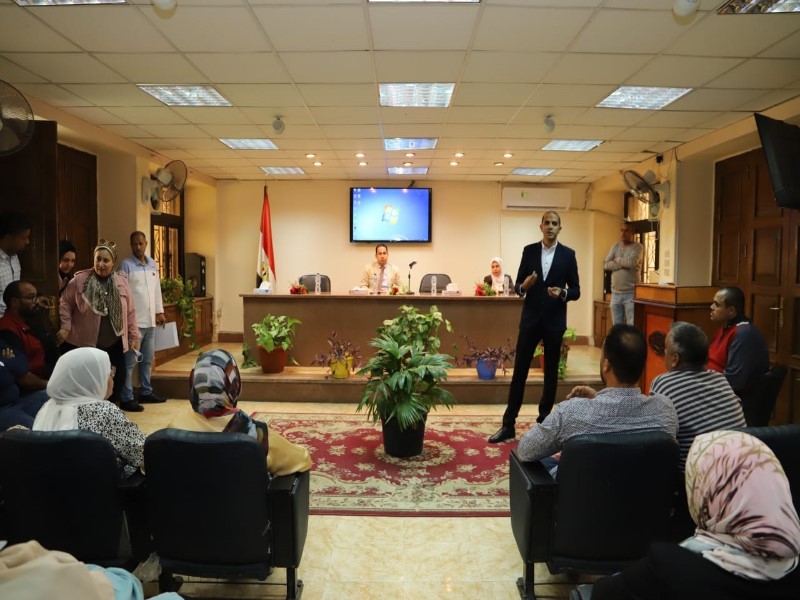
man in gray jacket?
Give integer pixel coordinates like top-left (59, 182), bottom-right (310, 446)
top-left (603, 221), bottom-right (643, 325)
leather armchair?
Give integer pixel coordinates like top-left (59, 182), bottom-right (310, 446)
top-left (509, 431), bottom-right (679, 600)
top-left (143, 429), bottom-right (309, 600)
top-left (419, 273), bottom-right (452, 293)
top-left (0, 429), bottom-right (139, 568)
top-left (298, 274), bottom-right (331, 293)
top-left (743, 364), bottom-right (787, 427)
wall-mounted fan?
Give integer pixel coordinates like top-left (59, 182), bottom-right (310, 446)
top-left (623, 169), bottom-right (670, 220)
top-left (141, 160), bottom-right (188, 212)
top-left (0, 80), bottom-right (35, 157)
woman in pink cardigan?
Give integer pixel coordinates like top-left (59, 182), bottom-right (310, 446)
top-left (57, 240), bottom-right (141, 412)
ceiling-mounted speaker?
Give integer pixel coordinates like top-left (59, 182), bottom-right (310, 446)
top-left (272, 116), bottom-right (285, 135)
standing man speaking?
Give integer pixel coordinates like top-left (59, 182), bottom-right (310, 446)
top-left (603, 221), bottom-right (643, 325)
top-left (489, 211), bottom-right (580, 443)
top-left (119, 231), bottom-right (167, 407)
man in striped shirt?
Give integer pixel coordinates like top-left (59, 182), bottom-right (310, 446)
top-left (650, 321), bottom-right (745, 470)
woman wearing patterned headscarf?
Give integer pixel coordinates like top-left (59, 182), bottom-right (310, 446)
top-left (483, 257), bottom-right (515, 295)
top-left (57, 240), bottom-right (141, 412)
top-left (166, 348), bottom-right (311, 476)
top-left (590, 430), bottom-right (800, 599)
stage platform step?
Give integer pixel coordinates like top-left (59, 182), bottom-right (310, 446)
top-left (152, 343), bottom-right (603, 405)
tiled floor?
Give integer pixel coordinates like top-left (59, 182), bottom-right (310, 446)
top-left (132, 345), bottom-right (604, 599)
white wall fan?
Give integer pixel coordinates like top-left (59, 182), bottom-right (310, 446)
top-left (623, 169), bottom-right (670, 221)
top-left (141, 160), bottom-right (188, 212)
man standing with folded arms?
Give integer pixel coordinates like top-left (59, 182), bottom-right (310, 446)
top-left (119, 231), bottom-right (167, 406)
top-left (489, 211), bottom-right (580, 443)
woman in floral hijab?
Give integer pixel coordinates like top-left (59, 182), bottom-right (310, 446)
top-left (166, 348), bottom-right (310, 476)
top-left (591, 430), bottom-right (800, 599)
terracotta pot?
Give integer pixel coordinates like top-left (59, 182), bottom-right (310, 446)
top-left (258, 346), bottom-right (287, 374)
top-left (381, 414), bottom-right (426, 458)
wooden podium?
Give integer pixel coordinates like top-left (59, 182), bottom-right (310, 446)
top-left (634, 285), bottom-right (717, 392)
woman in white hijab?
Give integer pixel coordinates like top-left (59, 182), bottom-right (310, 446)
top-left (33, 347), bottom-right (145, 478)
top-left (483, 257), bottom-right (515, 295)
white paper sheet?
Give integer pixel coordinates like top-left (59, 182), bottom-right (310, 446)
top-left (154, 321), bottom-right (180, 351)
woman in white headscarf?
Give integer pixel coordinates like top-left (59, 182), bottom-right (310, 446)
top-left (483, 257), bottom-right (515, 295)
top-left (33, 347), bottom-right (146, 478)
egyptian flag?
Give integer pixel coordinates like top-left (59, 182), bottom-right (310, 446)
top-left (257, 186), bottom-right (276, 287)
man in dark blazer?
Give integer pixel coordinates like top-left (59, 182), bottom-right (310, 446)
top-left (489, 211), bottom-right (580, 443)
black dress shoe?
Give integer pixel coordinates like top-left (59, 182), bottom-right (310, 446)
top-left (536, 412), bottom-right (549, 424)
top-left (488, 426), bottom-right (515, 443)
top-left (121, 401), bottom-right (144, 412)
top-left (138, 392), bottom-right (166, 403)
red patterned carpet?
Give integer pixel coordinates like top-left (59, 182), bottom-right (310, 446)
top-left (254, 413), bottom-right (531, 517)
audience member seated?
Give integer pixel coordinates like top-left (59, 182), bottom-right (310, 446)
top-left (0, 345), bottom-right (46, 431)
top-left (0, 540), bottom-right (181, 600)
top-left (590, 430), bottom-right (800, 599)
top-left (32, 347), bottom-right (146, 478)
top-left (708, 286), bottom-right (769, 412)
top-left (0, 280), bottom-right (58, 400)
top-left (167, 348), bottom-right (311, 476)
top-left (483, 256), bottom-right (515, 295)
top-left (517, 324), bottom-right (677, 476)
top-left (650, 321), bottom-right (745, 470)
top-left (359, 243), bottom-right (401, 294)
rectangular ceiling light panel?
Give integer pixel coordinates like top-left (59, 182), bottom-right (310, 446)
top-left (542, 140), bottom-right (603, 152)
top-left (718, 0), bottom-right (800, 12)
top-left (512, 168), bottom-right (555, 176)
top-left (220, 139), bottom-right (278, 150)
top-left (384, 138), bottom-right (438, 151)
top-left (13, 0), bottom-right (126, 5)
top-left (138, 85), bottom-right (231, 107)
top-left (388, 167), bottom-right (429, 175)
top-left (379, 83), bottom-right (455, 108)
top-left (597, 86), bottom-right (692, 110)
top-left (261, 167), bottom-right (305, 175)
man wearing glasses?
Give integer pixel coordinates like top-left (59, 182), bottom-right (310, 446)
top-left (0, 280), bottom-right (57, 402)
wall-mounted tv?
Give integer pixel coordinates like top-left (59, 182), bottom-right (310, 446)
top-left (350, 187), bottom-right (432, 243)
top-left (754, 113), bottom-right (800, 210)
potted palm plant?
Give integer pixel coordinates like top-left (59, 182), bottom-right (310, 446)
top-left (357, 305), bottom-right (455, 457)
top-left (459, 335), bottom-right (516, 380)
top-left (312, 330), bottom-right (362, 379)
top-left (251, 314), bottom-right (301, 373)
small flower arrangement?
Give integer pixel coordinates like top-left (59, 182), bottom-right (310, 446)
top-left (458, 335), bottom-right (516, 374)
top-left (388, 283), bottom-right (410, 296)
top-left (474, 282), bottom-right (496, 297)
top-left (289, 281), bottom-right (308, 295)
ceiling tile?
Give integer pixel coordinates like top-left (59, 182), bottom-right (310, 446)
top-left (0, 55), bottom-right (45, 83)
top-left (216, 84), bottom-right (306, 107)
top-left (145, 7), bottom-right (272, 53)
top-left (95, 53), bottom-right (208, 84)
top-left (454, 83), bottom-right (536, 106)
top-left (171, 107), bottom-right (252, 125)
top-left (253, 5), bottom-right (367, 52)
top-left (625, 55), bottom-right (743, 88)
top-left (0, 7), bottom-right (79, 52)
top-left (196, 124), bottom-right (267, 138)
top-left (759, 30), bottom-right (800, 59)
top-left (734, 88), bottom-right (800, 113)
top-left (15, 83), bottom-right (91, 106)
top-left (186, 53), bottom-right (288, 84)
top-left (370, 5), bottom-right (479, 51)
top-left (309, 107), bottom-right (380, 125)
top-left (573, 107), bottom-right (653, 127)
top-left (375, 51), bottom-right (465, 82)
top-left (473, 7), bottom-right (592, 52)
top-left (667, 88), bottom-right (769, 111)
top-left (708, 58), bottom-right (800, 89)
top-left (281, 52), bottom-right (373, 84)
top-left (667, 14), bottom-right (800, 57)
top-left (103, 124), bottom-right (153, 138)
top-left (637, 111), bottom-right (723, 128)
top-left (527, 84), bottom-right (615, 108)
top-left (570, 10), bottom-right (685, 54)
top-left (380, 107), bottom-right (447, 125)
top-left (139, 124), bottom-right (210, 138)
top-left (462, 51), bottom-right (559, 84)
top-left (8, 53), bottom-right (125, 84)
top-left (240, 107), bottom-right (316, 125)
top-left (61, 84), bottom-right (163, 107)
top-left (62, 106), bottom-right (128, 125)
top-left (297, 83), bottom-right (377, 107)
top-left (544, 53), bottom-right (652, 86)
top-left (105, 106), bottom-right (188, 125)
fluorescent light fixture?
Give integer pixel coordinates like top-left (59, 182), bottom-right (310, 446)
top-left (219, 138), bottom-right (277, 150)
top-left (138, 85), bottom-right (231, 107)
top-left (369, 1), bottom-right (479, 3)
top-left (719, 0), bottom-right (800, 12)
top-left (13, 0), bottom-right (125, 4)
top-left (384, 138), bottom-right (438, 151)
top-left (388, 167), bottom-right (429, 175)
top-left (260, 167), bottom-right (305, 175)
top-left (597, 86), bottom-right (692, 110)
top-left (379, 83), bottom-right (454, 108)
top-left (512, 168), bottom-right (555, 177)
top-left (542, 140), bottom-right (603, 152)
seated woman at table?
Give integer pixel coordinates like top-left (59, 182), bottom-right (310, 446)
top-left (32, 347), bottom-right (146, 478)
top-left (166, 348), bottom-right (311, 477)
top-left (483, 256), bottom-right (515, 295)
top-left (590, 429), bottom-right (800, 600)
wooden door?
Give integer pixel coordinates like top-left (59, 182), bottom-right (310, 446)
top-left (57, 145), bottom-right (97, 274)
top-left (713, 148), bottom-right (798, 423)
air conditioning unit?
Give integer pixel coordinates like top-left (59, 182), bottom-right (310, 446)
top-left (501, 187), bottom-right (571, 210)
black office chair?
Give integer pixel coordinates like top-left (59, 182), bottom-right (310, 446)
top-left (418, 273), bottom-right (451, 294)
top-left (144, 429), bottom-right (309, 600)
top-left (510, 431), bottom-right (679, 600)
top-left (742, 364), bottom-right (787, 427)
top-left (0, 429), bottom-right (138, 567)
top-left (298, 274), bottom-right (331, 292)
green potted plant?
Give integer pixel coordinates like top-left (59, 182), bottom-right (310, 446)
top-left (160, 276), bottom-right (198, 350)
top-left (357, 305), bottom-right (455, 457)
top-left (251, 314), bottom-right (301, 373)
top-left (458, 335), bottom-right (516, 380)
top-left (311, 330), bottom-right (362, 379)
top-left (534, 327), bottom-right (577, 380)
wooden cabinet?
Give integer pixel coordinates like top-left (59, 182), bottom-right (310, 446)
top-left (593, 298), bottom-right (612, 348)
top-left (155, 297), bottom-right (213, 365)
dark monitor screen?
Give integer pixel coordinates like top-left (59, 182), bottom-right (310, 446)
top-left (754, 113), bottom-right (800, 210)
top-left (350, 187), bottom-right (432, 243)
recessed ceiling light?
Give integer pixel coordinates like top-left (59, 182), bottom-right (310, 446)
top-left (512, 168), bottom-right (555, 177)
top-left (384, 138), bottom-right (438, 151)
top-left (449, 161), bottom-right (459, 166)
top-left (405, 152), bottom-right (416, 158)
top-left (503, 152), bottom-right (513, 158)
top-left (358, 161), bottom-right (368, 167)
top-left (260, 167), bottom-right (305, 175)
top-left (313, 161), bottom-right (323, 167)
top-left (403, 162), bottom-right (413, 167)
top-left (718, 0), bottom-right (800, 13)
top-left (138, 85), bottom-right (231, 107)
top-left (597, 86), bottom-right (692, 110)
top-left (219, 138), bottom-right (277, 150)
top-left (13, 0), bottom-right (125, 4)
top-left (494, 162), bottom-right (504, 167)
top-left (454, 152), bottom-right (464, 158)
top-left (305, 153), bottom-right (316, 158)
top-left (542, 139), bottom-right (603, 152)
top-left (355, 152), bottom-right (365, 158)
top-left (379, 83), bottom-right (455, 108)
top-left (388, 167), bottom-right (429, 175)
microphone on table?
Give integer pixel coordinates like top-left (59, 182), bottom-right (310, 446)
top-left (409, 261), bottom-right (417, 269)
top-left (408, 261), bottom-right (417, 294)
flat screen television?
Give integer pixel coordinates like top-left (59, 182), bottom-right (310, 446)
top-left (350, 187), bottom-right (432, 243)
top-left (754, 113), bottom-right (800, 210)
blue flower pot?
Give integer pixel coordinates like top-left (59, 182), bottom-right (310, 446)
top-left (476, 358), bottom-right (498, 381)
